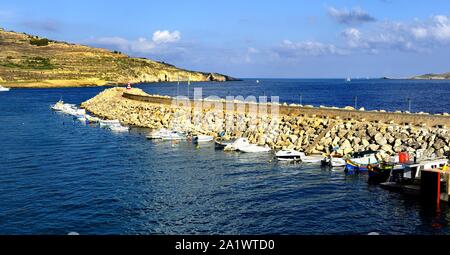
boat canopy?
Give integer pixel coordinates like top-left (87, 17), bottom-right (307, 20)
top-left (352, 150), bottom-right (378, 158)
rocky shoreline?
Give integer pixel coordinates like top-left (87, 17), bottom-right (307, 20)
top-left (81, 88), bottom-right (450, 161)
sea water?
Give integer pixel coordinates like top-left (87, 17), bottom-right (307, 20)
top-left (1, 79), bottom-right (450, 234)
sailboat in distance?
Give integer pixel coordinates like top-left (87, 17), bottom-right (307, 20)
top-left (346, 77), bottom-right (351, 82)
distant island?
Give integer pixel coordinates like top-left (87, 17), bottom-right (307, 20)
top-left (380, 72), bottom-right (450, 80)
top-left (0, 28), bottom-right (236, 88)
top-left (410, 72), bottom-right (450, 80)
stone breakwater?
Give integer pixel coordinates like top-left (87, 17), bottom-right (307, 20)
top-left (82, 88), bottom-right (450, 160)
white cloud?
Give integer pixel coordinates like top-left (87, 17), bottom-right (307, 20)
top-left (327, 6), bottom-right (376, 25)
top-left (88, 30), bottom-right (182, 54)
top-left (423, 15), bottom-right (450, 42)
top-left (273, 40), bottom-right (346, 58)
top-left (244, 47), bottom-right (259, 63)
top-left (341, 28), bottom-right (366, 48)
top-left (340, 15), bottom-right (450, 53)
top-left (152, 30), bottom-right (181, 44)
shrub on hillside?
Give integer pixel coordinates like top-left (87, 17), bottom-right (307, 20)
top-left (30, 38), bottom-right (49, 46)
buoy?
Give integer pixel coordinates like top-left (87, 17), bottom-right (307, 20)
top-left (127, 82), bottom-right (132, 90)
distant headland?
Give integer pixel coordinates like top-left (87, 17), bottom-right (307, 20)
top-left (381, 72), bottom-right (450, 80)
top-left (0, 28), bottom-right (237, 88)
top-left (410, 72), bottom-right (450, 80)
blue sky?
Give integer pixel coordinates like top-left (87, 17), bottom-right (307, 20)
top-left (1, 0), bottom-right (450, 78)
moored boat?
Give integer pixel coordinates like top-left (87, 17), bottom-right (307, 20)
top-left (146, 128), bottom-right (172, 139)
top-left (379, 158), bottom-right (449, 198)
top-left (214, 139), bottom-right (235, 150)
top-left (368, 163), bottom-right (396, 184)
top-left (75, 114), bottom-right (87, 122)
top-left (193, 135), bottom-right (214, 143)
top-left (86, 115), bottom-right (100, 123)
top-left (161, 132), bottom-right (186, 141)
top-left (0, 85), bottom-right (10, 92)
top-left (345, 150), bottom-right (379, 173)
top-left (299, 152), bottom-right (324, 164)
top-left (51, 100), bottom-right (66, 111)
top-left (238, 144), bottom-right (271, 153)
top-left (109, 124), bottom-right (129, 132)
top-left (224, 138), bottom-right (250, 151)
top-left (99, 119), bottom-right (121, 128)
top-left (321, 155), bottom-right (346, 167)
top-left (275, 150), bottom-right (302, 161)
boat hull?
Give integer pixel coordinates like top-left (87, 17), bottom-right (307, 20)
top-left (368, 165), bottom-right (394, 184)
top-left (344, 159), bottom-right (374, 174)
top-left (276, 156), bottom-right (301, 161)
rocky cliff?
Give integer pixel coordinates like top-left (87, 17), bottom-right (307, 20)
top-left (0, 28), bottom-right (235, 88)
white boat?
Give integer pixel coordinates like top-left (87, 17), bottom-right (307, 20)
top-left (322, 156), bottom-right (347, 167)
top-left (75, 114), bottom-right (87, 122)
top-left (238, 144), bottom-right (271, 153)
top-left (99, 119), bottom-right (120, 128)
top-left (109, 124), bottom-right (129, 132)
top-left (349, 151), bottom-right (378, 165)
top-left (61, 106), bottom-right (84, 116)
top-left (224, 138), bottom-right (250, 151)
top-left (86, 115), bottom-right (100, 123)
top-left (329, 157), bottom-right (346, 167)
top-left (346, 77), bottom-right (351, 82)
top-left (193, 135), bottom-right (214, 143)
top-left (146, 128), bottom-right (172, 139)
top-left (0, 85), bottom-right (10, 92)
top-left (276, 150), bottom-right (302, 161)
top-left (161, 132), bottom-right (186, 140)
top-left (215, 139), bottom-right (236, 150)
top-left (52, 100), bottom-right (87, 117)
top-left (51, 100), bottom-right (65, 111)
top-left (299, 152), bottom-right (324, 164)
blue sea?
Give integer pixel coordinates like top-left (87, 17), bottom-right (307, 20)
top-left (1, 79), bottom-right (450, 235)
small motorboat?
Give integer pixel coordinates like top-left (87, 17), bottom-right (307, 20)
top-left (345, 159), bottom-right (378, 174)
top-left (86, 115), bottom-right (100, 123)
top-left (368, 163), bottom-right (396, 184)
top-left (109, 124), bottom-right (129, 132)
top-left (0, 85), bottom-right (10, 92)
top-left (193, 135), bottom-right (214, 143)
top-left (99, 119), bottom-right (121, 128)
top-left (276, 150), bottom-right (302, 161)
top-left (75, 114), bottom-right (87, 122)
top-left (51, 100), bottom-right (65, 111)
top-left (161, 132), bottom-right (186, 141)
top-left (238, 144), bottom-right (271, 153)
top-left (349, 150), bottom-right (378, 165)
top-left (146, 128), bottom-right (172, 139)
top-left (345, 150), bottom-right (379, 173)
top-left (321, 156), bottom-right (347, 167)
top-left (214, 139), bottom-right (236, 150)
top-left (299, 152), bottom-right (324, 164)
top-left (224, 138), bottom-right (250, 151)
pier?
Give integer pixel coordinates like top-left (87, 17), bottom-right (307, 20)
top-left (122, 92), bottom-right (450, 128)
top-left (82, 88), bottom-right (450, 159)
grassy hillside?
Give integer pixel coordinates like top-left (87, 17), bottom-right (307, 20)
top-left (0, 28), bottom-right (234, 88)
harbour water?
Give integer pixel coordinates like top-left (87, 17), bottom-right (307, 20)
top-left (1, 79), bottom-right (450, 234)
